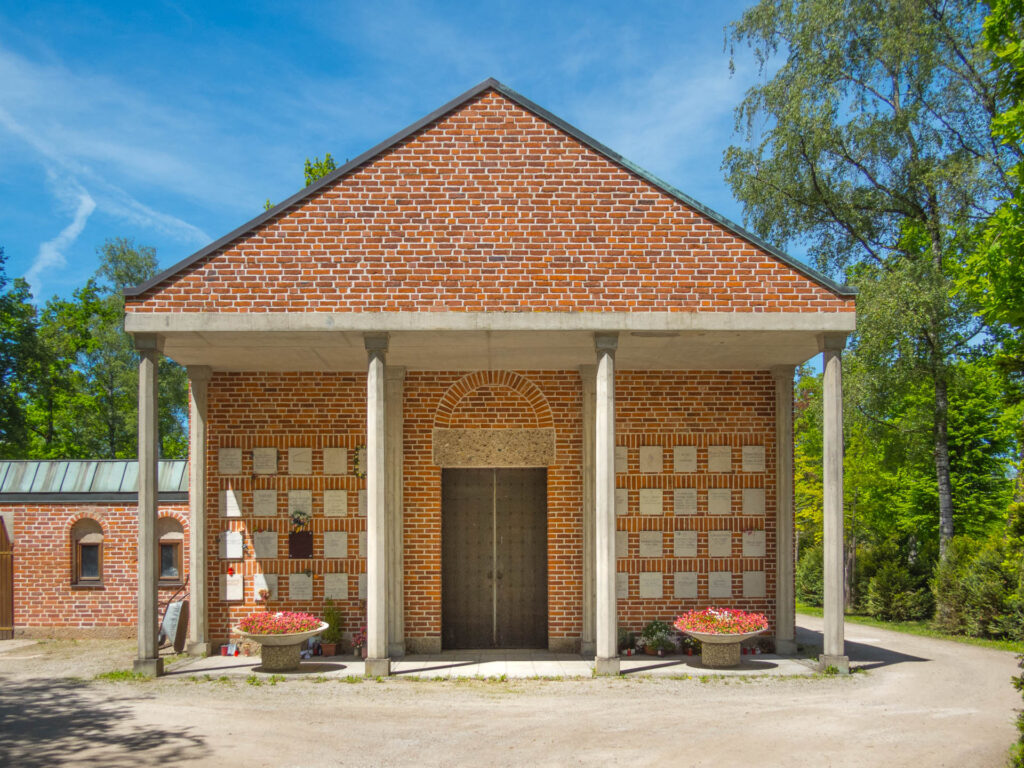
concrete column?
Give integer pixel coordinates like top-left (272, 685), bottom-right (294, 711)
top-left (580, 364), bottom-right (596, 656)
top-left (385, 365), bottom-right (406, 659)
top-left (820, 334), bottom-right (849, 673)
top-left (771, 365), bottom-right (797, 655)
top-left (186, 365), bottom-right (212, 656)
top-left (594, 333), bottom-right (619, 675)
top-left (134, 334), bottom-right (163, 676)
top-left (364, 333), bottom-right (390, 677)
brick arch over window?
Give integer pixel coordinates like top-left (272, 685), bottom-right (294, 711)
top-left (434, 371), bottom-right (554, 429)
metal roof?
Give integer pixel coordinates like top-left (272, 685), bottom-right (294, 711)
top-left (0, 460), bottom-right (189, 502)
top-left (123, 78), bottom-right (856, 300)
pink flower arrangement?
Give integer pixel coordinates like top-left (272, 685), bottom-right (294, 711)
top-left (238, 611), bottom-right (322, 635)
top-left (352, 623), bottom-right (367, 648)
top-left (674, 608), bottom-right (769, 635)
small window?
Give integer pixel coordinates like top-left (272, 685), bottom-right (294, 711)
top-left (157, 517), bottom-right (184, 584)
top-left (71, 519), bottom-right (104, 586)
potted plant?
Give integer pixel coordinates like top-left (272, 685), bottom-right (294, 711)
top-left (640, 620), bottom-right (674, 656)
top-left (289, 508), bottom-right (313, 558)
top-left (234, 611), bottom-right (328, 672)
top-left (617, 627), bottom-right (637, 656)
top-left (674, 608), bottom-right (768, 668)
top-left (352, 623), bottom-right (367, 659)
top-left (321, 600), bottom-right (343, 657)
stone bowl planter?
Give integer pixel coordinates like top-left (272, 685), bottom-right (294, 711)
top-left (233, 621), bottom-right (329, 672)
top-left (682, 629), bottom-right (765, 668)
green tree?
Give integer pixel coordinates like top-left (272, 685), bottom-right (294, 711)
top-left (0, 247), bottom-right (41, 457)
top-left (303, 153), bottom-right (336, 186)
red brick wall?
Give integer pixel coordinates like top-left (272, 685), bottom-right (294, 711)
top-left (126, 90), bottom-right (854, 315)
top-left (7, 503), bottom-right (189, 632)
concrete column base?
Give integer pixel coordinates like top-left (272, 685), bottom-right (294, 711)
top-left (818, 653), bottom-right (850, 674)
top-left (594, 657), bottom-right (620, 676)
top-left (133, 658), bottom-right (164, 677)
top-left (775, 638), bottom-right (798, 655)
top-left (365, 657), bottom-right (391, 677)
top-left (387, 642), bottom-right (405, 659)
top-left (581, 641), bottom-right (596, 657)
top-left (187, 642), bottom-right (213, 657)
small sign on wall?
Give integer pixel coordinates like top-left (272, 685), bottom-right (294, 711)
top-left (253, 447), bottom-right (278, 475)
top-left (323, 447), bottom-right (348, 475)
top-left (253, 573), bottom-right (278, 601)
top-left (219, 489), bottom-right (242, 518)
top-left (220, 573), bottom-right (243, 601)
top-left (253, 531), bottom-right (278, 559)
top-left (288, 573), bottom-right (313, 601)
top-left (218, 448), bottom-right (242, 475)
top-left (219, 530), bottom-right (244, 560)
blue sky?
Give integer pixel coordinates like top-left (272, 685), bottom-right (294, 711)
top-left (0, 0), bottom-right (774, 301)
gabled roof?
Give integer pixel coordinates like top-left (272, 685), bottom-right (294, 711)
top-left (124, 78), bottom-right (855, 299)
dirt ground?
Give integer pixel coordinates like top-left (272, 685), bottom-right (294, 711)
top-left (0, 616), bottom-right (1019, 768)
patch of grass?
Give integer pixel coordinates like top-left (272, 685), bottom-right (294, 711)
top-left (216, 675), bottom-right (232, 684)
top-left (339, 675), bottom-right (363, 684)
top-left (267, 674), bottom-right (286, 685)
top-left (312, 675), bottom-right (329, 684)
top-left (94, 669), bottom-right (152, 682)
top-left (246, 674), bottom-right (262, 686)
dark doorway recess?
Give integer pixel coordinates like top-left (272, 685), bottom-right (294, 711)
top-left (441, 468), bottom-right (547, 649)
top-left (0, 517), bottom-right (12, 640)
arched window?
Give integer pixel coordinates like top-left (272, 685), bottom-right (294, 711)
top-left (71, 519), bottom-right (104, 585)
top-left (157, 517), bottom-right (184, 584)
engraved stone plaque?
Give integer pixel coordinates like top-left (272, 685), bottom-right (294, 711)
top-left (219, 488), bottom-right (242, 518)
top-left (252, 489), bottom-right (277, 517)
top-left (253, 531), bottom-right (278, 559)
top-left (358, 572), bottom-right (367, 599)
top-left (639, 572), bottom-right (663, 599)
top-left (743, 489), bottom-right (765, 516)
top-left (743, 571), bottom-right (766, 598)
top-left (742, 446), bottom-right (766, 473)
top-left (673, 445), bottom-right (697, 473)
top-left (639, 531), bottom-right (663, 558)
top-left (708, 531), bottom-right (733, 558)
top-left (324, 573), bottom-right (348, 600)
top-left (219, 530), bottom-right (243, 559)
top-left (253, 573), bottom-right (278, 601)
top-left (324, 531), bottom-right (348, 559)
top-left (324, 489), bottom-right (348, 517)
top-left (323, 447), bottom-right (348, 475)
top-left (615, 488), bottom-right (628, 516)
top-left (288, 447), bottom-right (312, 475)
top-left (674, 530), bottom-right (698, 558)
top-left (673, 488), bottom-right (697, 515)
top-left (639, 489), bottom-right (664, 516)
top-left (253, 447), bottom-right (278, 475)
top-left (358, 489), bottom-right (367, 517)
top-left (358, 530), bottom-right (367, 558)
top-left (708, 571), bottom-right (733, 598)
top-left (616, 572), bottom-right (628, 599)
top-left (743, 530), bottom-right (766, 557)
top-left (674, 572), bottom-right (698, 599)
top-left (708, 446), bottom-right (732, 473)
top-left (218, 448), bottom-right (242, 475)
top-left (614, 446), bottom-right (628, 474)
top-left (288, 572), bottom-right (313, 601)
top-left (615, 530), bottom-right (628, 558)
top-left (639, 446), bottom-right (663, 473)
top-left (708, 488), bottom-right (732, 515)
top-left (288, 490), bottom-right (312, 518)
top-left (220, 573), bottom-right (243, 601)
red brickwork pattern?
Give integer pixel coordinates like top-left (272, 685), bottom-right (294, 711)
top-left (126, 91), bottom-right (854, 315)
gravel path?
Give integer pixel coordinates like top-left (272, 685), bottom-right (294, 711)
top-left (0, 617), bottom-right (1018, 767)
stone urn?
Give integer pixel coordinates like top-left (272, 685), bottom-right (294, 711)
top-left (233, 621), bottom-right (329, 672)
top-left (683, 629), bottom-right (765, 668)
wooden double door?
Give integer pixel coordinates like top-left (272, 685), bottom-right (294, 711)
top-left (441, 469), bottom-right (548, 649)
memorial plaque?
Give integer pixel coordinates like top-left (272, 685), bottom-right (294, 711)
top-left (708, 531), bottom-right (733, 558)
top-left (614, 446), bottom-right (628, 474)
top-left (743, 571), bottom-right (766, 598)
top-left (743, 489), bottom-right (765, 516)
top-left (674, 572), bottom-right (698, 599)
top-left (615, 488), bottom-right (628, 516)
top-left (638, 572), bottom-right (663, 599)
top-left (324, 530), bottom-right (348, 559)
top-left (253, 573), bottom-right (278, 601)
top-left (708, 488), bottom-right (732, 515)
top-left (253, 531), bottom-right (278, 559)
top-left (323, 447), bottom-right (348, 475)
top-left (358, 530), bottom-right (367, 558)
top-left (252, 490), bottom-right (277, 517)
top-left (673, 488), bottom-right (697, 515)
top-left (638, 531), bottom-right (663, 558)
top-left (616, 572), bottom-right (628, 599)
top-left (288, 489), bottom-right (312, 518)
top-left (219, 488), bottom-right (242, 518)
top-left (253, 447), bottom-right (278, 475)
top-left (673, 445), bottom-right (697, 473)
top-left (358, 572), bottom-right (367, 599)
top-left (220, 573), bottom-right (243, 601)
top-left (324, 573), bottom-right (348, 600)
top-left (708, 571), bottom-right (732, 598)
top-left (615, 530), bottom-right (628, 558)
top-left (288, 447), bottom-right (312, 475)
top-left (742, 445), bottom-right (766, 473)
top-left (218, 448), bottom-right (242, 475)
top-left (708, 446), bottom-right (732, 473)
top-left (742, 530), bottom-right (766, 557)
top-left (357, 489), bottom-right (367, 516)
top-left (674, 530), bottom-right (698, 558)
top-left (219, 530), bottom-right (243, 560)
top-left (639, 489), bottom-right (664, 516)
top-left (639, 446), bottom-right (663, 473)
top-left (288, 573), bottom-right (313, 601)
top-left (324, 489), bottom-right (348, 517)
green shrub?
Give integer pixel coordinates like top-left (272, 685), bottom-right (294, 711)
top-left (321, 600), bottom-right (344, 644)
top-left (795, 544), bottom-right (824, 607)
top-left (865, 561), bottom-right (933, 622)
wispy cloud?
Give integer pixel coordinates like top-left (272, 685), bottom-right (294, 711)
top-left (26, 177), bottom-right (96, 295)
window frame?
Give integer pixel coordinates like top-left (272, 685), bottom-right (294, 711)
top-left (74, 540), bottom-right (103, 587)
top-left (158, 540), bottom-right (183, 585)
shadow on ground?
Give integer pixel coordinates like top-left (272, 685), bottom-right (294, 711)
top-left (0, 676), bottom-right (206, 767)
top-left (796, 624), bottom-right (929, 670)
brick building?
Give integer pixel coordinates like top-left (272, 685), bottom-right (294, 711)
top-left (121, 79), bottom-right (854, 676)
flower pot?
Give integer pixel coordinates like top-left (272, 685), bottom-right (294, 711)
top-left (321, 642), bottom-right (338, 657)
top-left (288, 531), bottom-right (313, 559)
top-left (682, 629), bottom-right (766, 669)
top-left (361, 645), bottom-right (368, 660)
top-left (233, 621), bottom-right (329, 672)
